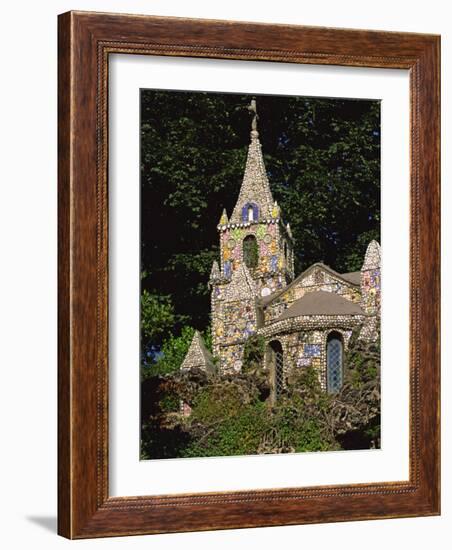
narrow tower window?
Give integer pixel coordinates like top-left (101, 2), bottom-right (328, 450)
top-left (326, 332), bottom-right (344, 393)
top-left (243, 235), bottom-right (259, 268)
top-left (248, 205), bottom-right (254, 221)
top-left (268, 340), bottom-right (284, 402)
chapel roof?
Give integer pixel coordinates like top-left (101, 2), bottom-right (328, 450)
top-left (260, 262), bottom-right (360, 307)
top-left (276, 290), bottom-right (365, 320)
top-left (340, 271), bottom-right (361, 285)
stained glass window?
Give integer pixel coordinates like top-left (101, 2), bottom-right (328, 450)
top-left (327, 334), bottom-right (343, 393)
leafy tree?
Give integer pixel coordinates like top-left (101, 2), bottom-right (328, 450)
top-left (140, 289), bottom-right (175, 348)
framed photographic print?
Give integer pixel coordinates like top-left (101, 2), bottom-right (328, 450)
top-left (58, 11), bottom-right (440, 538)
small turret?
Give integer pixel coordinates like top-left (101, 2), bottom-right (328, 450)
top-left (286, 223), bottom-right (293, 240)
top-left (362, 240), bottom-right (381, 271)
top-left (181, 331), bottom-right (217, 375)
top-left (219, 208), bottom-right (228, 226)
top-left (209, 260), bottom-right (220, 287)
top-left (360, 240), bottom-right (381, 317)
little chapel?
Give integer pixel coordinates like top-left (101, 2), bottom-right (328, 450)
top-left (181, 101), bottom-right (381, 397)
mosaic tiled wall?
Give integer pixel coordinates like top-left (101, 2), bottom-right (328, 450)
top-left (218, 217), bottom-right (294, 297)
top-left (260, 317), bottom-right (358, 389)
top-left (210, 263), bottom-right (259, 373)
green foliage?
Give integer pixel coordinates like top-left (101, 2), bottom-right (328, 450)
top-left (203, 327), bottom-right (213, 354)
top-left (140, 289), bottom-right (175, 347)
top-left (148, 326), bottom-right (195, 377)
top-left (190, 383), bottom-right (254, 424)
top-left (181, 378), bottom-right (335, 457)
top-left (242, 334), bottom-right (266, 374)
top-left (142, 364), bottom-right (341, 458)
top-left (270, 399), bottom-right (335, 453)
top-left (345, 328), bottom-right (381, 389)
top-left (159, 392), bottom-right (180, 413)
top-left (182, 401), bottom-right (268, 458)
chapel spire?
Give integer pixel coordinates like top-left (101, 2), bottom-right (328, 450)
top-left (229, 99), bottom-right (275, 224)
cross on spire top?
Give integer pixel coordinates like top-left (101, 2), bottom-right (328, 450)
top-left (247, 98), bottom-right (258, 133)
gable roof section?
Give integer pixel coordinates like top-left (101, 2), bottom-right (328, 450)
top-left (277, 290), bottom-right (365, 320)
top-left (224, 263), bottom-right (255, 302)
top-left (260, 262), bottom-right (360, 307)
top-left (340, 271), bottom-right (361, 285)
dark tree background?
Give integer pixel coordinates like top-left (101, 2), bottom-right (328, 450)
top-left (140, 90), bottom-right (380, 352)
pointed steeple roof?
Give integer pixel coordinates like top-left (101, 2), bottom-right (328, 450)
top-left (218, 208), bottom-right (228, 226)
top-left (181, 331), bottom-right (216, 374)
top-left (362, 240), bottom-right (381, 271)
top-left (224, 264), bottom-right (255, 302)
top-left (230, 100), bottom-right (274, 223)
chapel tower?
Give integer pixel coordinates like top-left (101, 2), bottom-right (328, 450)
top-left (359, 239), bottom-right (381, 341)
top-left (209, 99), bottom-right (295, 373)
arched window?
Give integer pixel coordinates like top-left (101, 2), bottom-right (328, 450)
top-left (326, 332), bottom-right (343, 393)
top-left (268, 340), bottom-right (284, 401)
top-left (243, 235), bottom-right (259, 268)
top-left (241, 202), bottom-right (259, 222)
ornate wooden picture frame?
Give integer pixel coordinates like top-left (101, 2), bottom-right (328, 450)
top-left (58, 11), bottom-right (440, 538)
